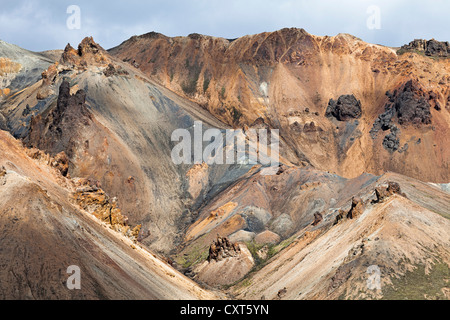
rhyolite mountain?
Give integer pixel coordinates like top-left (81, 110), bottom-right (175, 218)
top-left (110, 28), bottom-right (450, 182)
top-left (0, 28), bottom-right (449, 300)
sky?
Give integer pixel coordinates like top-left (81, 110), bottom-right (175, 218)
top-left (0, 0), bottom-right (449, 52)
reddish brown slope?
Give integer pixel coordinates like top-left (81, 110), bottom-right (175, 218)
top-left (110, 28), bottom-right (450, 182)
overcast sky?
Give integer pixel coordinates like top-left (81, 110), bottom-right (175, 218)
top-left (0, 0), bottom-right (448, 52)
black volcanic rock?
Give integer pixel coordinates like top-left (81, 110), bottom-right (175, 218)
top-left (371, 80), bottom-right (432, 139)
top-left (400, 39), bottom-right (450, 58)
top-left (326, 95), bottom-right (362, 121)
top-left (395, 80), bottom-right (432, 125)
top-left (383, 131), bottom-right (400, 152)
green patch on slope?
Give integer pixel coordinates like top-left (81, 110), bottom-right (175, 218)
top-left (382, 261), bottom-right (450, 300)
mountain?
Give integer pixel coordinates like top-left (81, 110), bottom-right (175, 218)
top-left (0, 39), bottom-right (54, 94)
top-left (110, 28), bottom-right (450, 183)
top-left (0, 130), bottom-right (219, 299)
top-left (0, 29), bottom-right (449, 300)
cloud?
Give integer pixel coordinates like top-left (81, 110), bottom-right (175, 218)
top-left (0, 0), bottom-right (448, 52)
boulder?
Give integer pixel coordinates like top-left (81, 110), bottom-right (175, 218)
top-left (347, 197), bottom-right (365, 219)
top-left (325, 95), bottom-right (362, 121)
top-left (312, 211), bottom-right (323, 226)
top-left (373, 181), bottom-right (407, 203)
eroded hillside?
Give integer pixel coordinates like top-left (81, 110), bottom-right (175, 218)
top-left (110, 28), bottom-right (450, 182)
top-left (0, 29), bottom-right (448, 300)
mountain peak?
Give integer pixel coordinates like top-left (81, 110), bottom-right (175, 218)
top-left (60, 36), bottom-right (110, 67)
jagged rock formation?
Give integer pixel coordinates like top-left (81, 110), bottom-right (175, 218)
top-left (73, 178), bottom-right (141, 241)
top-left (207, 236), bottom-right (241, 262)
top-left (373, 181), bottom-right (407, 203)
top-left (103, 63), bottom-right (129, 77)
top-left (61, 37), bottom-right (110, 67)
top-left (325, 95), bottom-right (362, 121)
top-left (372, 80), bottom-right (432, 136)
top-left (399, 39), bottom-right (450, 58)
top-left (312, 211), bottom-right (323, 226)
top-left (393, 80), bottom-right (432, 126)
top-left (346, 197), bottom-right (365, 219)
top-left (27, 79), bottom-right (92, 157)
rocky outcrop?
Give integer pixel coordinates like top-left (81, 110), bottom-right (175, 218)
top-left (333, 209), bottom-right (347, 225)
top-left (334, 196), bottom-right (365, 224)
top-left (27, 80), bottom-right (93, 158)
top-left (51, 151), bottom-right (69, 177)
top-left (325, 95), bottom-right (362, 121)
top-left (61, 37), bottom-right (109, 67)
top-left (312, 211), bottom-right (323, 226)
top-left (207, 236), bottom-right (241, 262)
top-left (103, 63), bottom-right (129, 77)
top-left (73, 178), bottom-right (141, 241)
top-left (395, 80), bottom-right (432, 126)
top-left (25, 148), bottom-right (69, 177)
top-left (0, 166), bottom-right (6, 177)
top-left (346, 197), bottom-right (365, 219)
top-left (372, 80), bottom-right (433, 152)
top-left (382, 126), bottom-right (400, 153)
top-left (373, 181), bottom-right (407, 203)
top-left (254, 230), bottom-right (281, 245)
top-left (0, 113), bottom-right (7, 130)
top-left (399, 39), bottom-right (450, 58)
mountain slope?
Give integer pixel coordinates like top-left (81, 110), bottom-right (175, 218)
top-left (0, 130), bottom-right (219, 299)
top-left (230, 173), bottom-right (450, 300)
top-left (0, 30), bottom-right (448, 300)
top-left (110, 28), bottom-right (450, 182)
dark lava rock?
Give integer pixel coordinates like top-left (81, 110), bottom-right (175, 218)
top-left (400, 39), bottom-right (450, 58)
top-left (22, 104), bottom-right (31, 117)
top-left (383, 132), bottom-right (400, 152)
top-left (325, 95), bottom-right (362, 121)
top-left (371, 80), bottom-right (432, 139)
top-left (395, 80), bottom-right (431, 125)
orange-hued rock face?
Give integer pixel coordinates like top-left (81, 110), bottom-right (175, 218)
top-left (61, 37), bottom-right (110, 67)
top-left (0, 57), bottom-right (21, 97)
top-left (110, 28), bottom-right (450, 182)
top-left (0, 57), bottom-right (21, 76)
top-left (1, 30), bottom-right (449, 300)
